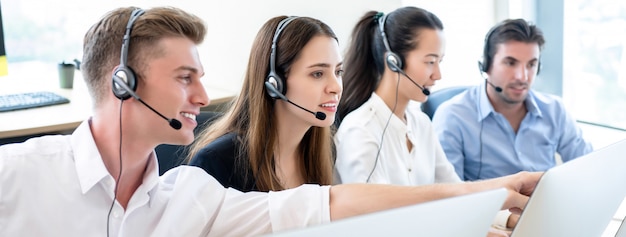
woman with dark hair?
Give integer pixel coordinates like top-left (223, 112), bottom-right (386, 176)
top-left (336, 6), bottom-right (458, 186)
top-left (335, 7), bottom-right (515, 231)
top-left (186, 16), bottom-right (342, 192)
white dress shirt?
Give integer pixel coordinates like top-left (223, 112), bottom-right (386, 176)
top-left (335, 93), bottom-right (511, 228)
top-left (335, 93), bottom-right (461, 185)
top-left (0, 119), bottom-right (330, 237)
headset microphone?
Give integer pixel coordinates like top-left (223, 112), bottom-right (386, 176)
top-left (264, 16), bottom-right (326, 121)
top-left (485, 79), bottom-right (503, 93)
top-left (392, 65), bottom-right (431, 96)
top-left (112, 75), bottom-right (182, 130)
top-left (265, 81), bottom-right (326, 120)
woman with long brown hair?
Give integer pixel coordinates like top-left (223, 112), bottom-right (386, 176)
top-left (186, 15), bottom-right (342, 192)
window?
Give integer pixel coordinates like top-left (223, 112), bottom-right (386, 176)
top-left (3, 0), bottom-right (115, 76)
top-left (563, 0), bottom-right (626, 130)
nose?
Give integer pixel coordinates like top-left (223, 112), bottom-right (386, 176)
top-left (515, 65), bottom-right (530, 82)
top-left (431, 64), bottom-right (443, 81)
top-left (327, 74), bottom-right (343, 95)
top-left (193, 83), bottom-right (210, 108)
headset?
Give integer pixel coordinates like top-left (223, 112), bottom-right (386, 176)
top-left (265, 16), bottom-right (299, 99)
top-left (377, 14), bottom-right (403, 75)
top-left (107, 9), bottom-right (144, 237)
top-left (362, 12), bottom-right (412, 183)
top-left (378, 13), bottom-right (431, 96)
top-left (109, 8), bottom-right (182, 130)
top-left (478, 19), bottom-right (541, 75)
top-left (112, 8), bottom-right (145, 100)
top-left (264, 16), bottom-right (326, 121)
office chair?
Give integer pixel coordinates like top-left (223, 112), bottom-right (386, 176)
top-left (0, 133), bottom-right (60, 146)
top-left (155, 110), bottom-right (223, 175)
top-left (420, 86), bottom-right (470, 120)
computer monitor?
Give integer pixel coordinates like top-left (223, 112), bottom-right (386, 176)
top-left (510, 138), bottom-right (626, 237)
top-left (269, 188), bottom-right (508, 237)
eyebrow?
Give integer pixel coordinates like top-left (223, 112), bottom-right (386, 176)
top-left (175, 65), bottom-right (205, 77)
top-left (425, 53), bottom-right (441, 58)
top-left (503, 56), bottom-right (539, 63)
top-left (307, 62), bottom-right (344, 68)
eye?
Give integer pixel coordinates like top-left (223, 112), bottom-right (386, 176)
top-left (179, 75), bottom-right (192, 84)
top-left (312, 71), bottom-right (323, 79)
top-left (335, 69), bottom-right (344, 77)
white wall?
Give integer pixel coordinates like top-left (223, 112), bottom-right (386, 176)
top-left (402, 0), bottom-right (496, 90)
top-left (8, 0), bottom-right (498, 94)
top-left (193, 0), bottom-right (498, 93)
top-left (187, 1), bottom-right (404, 93)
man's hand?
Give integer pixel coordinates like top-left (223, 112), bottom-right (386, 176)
top-left (496, 171), bottom-right (543, 214)
top-left (507, 213), bottom-right (520, 228)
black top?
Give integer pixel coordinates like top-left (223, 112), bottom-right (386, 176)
top-left (188, 132), bottom-right (257, 191)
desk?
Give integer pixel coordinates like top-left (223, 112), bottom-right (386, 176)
top-left (0, 71), bottom-right (236, 140)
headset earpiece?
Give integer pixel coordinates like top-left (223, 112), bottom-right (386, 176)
top-left (265, 76), bottom-right (283, 99)
top-left (477, 60), bottom-right (486, 73)
top-left (112, 8), bottom-right (144, 100)
top-left (378, 14), bottom-right (404, 73)
top-left (265, 16), bottom-right (299, 99)
top-left (385, 52), bottom-right (402, 73)
top-left (480, 21), bottom-right (500, 73)
top-left (112, 66), bottom-right (137, 100)
top-left (479, 56), bottom-right (489, 73)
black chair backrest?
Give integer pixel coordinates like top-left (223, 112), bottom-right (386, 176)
top-left (420, 86), bottom-right (470, 120)
top-left (155, 110), bottom-right (222, 175)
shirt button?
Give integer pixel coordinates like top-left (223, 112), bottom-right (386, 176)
top-left (113, 211), bottom-right (121, 218)
top-left (408, 168), bottom-right (412, 172)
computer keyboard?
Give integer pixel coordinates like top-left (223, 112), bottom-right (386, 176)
top-left (0, 91), bottom-right (70, 112)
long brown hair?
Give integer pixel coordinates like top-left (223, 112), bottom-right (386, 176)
top-left (187, 16), bottom-right (336, 191)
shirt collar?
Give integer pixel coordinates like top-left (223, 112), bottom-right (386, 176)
top-left (525, 90), bottom-right (542, 118)
top-left (476, 83), bottom-right (543, 120)
top-left (477, 82), bottom-right (493, 122)
top-left (371, 92), bottom-right (407, 131)
top-left (144, 152), bottom-right (160, 207)
top-left (72, 118), bottom-right (161, 206)
top-left (72, 119), bottom-right (111, 194)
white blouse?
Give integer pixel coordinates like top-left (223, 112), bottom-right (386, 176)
top-left (335, 93), bottom-right (461, 185)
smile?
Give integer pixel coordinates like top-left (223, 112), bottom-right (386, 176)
top-left (181, 112), bottom-right (196, 120)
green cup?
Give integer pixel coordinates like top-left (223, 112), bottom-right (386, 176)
top-left (58, 62), bottom-right (76, 89)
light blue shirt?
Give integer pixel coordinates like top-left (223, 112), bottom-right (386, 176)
top-left (432, 83), bottom-right (593, 180)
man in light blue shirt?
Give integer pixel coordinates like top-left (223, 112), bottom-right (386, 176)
top-left (432, 19), bottom-right (593, 181)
